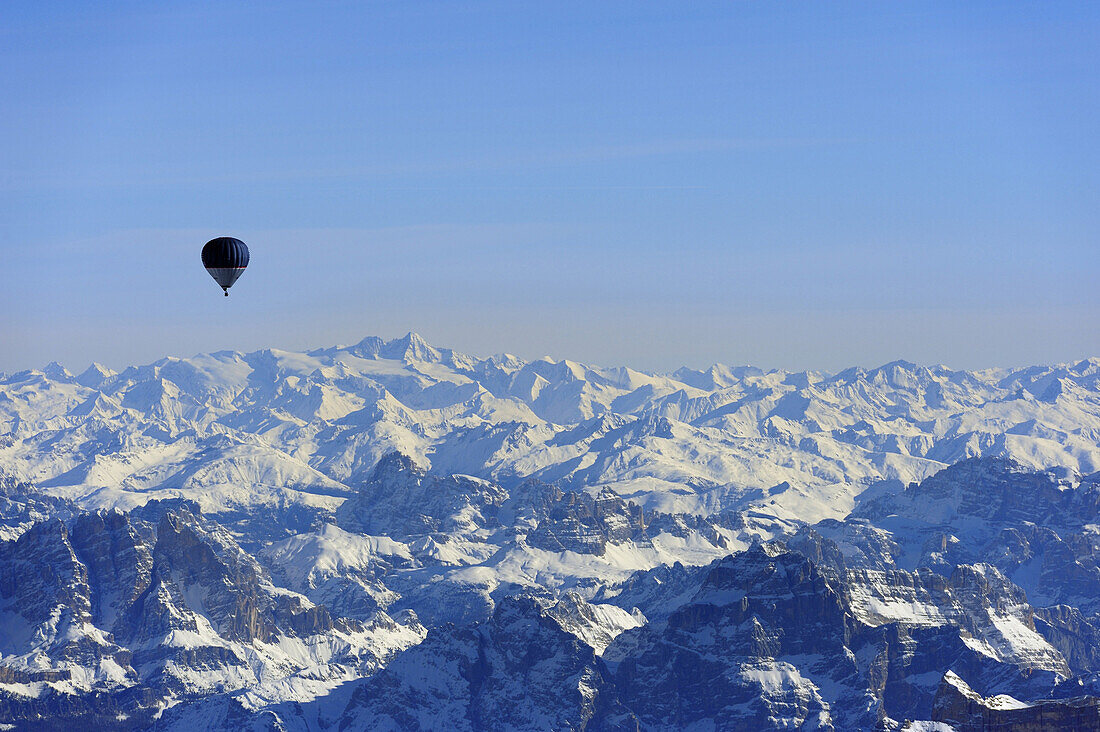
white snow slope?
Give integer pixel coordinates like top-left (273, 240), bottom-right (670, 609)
top-left (2, 334), bottom-right (1098, 527)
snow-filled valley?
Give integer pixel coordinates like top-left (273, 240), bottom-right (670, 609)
top-left (1, 334), bottom-right (1100, 730)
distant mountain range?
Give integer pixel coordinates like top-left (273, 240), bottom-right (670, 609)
top-left (1, 335), bottom-right (1098, 730)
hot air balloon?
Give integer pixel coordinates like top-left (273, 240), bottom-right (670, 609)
top-left (201, 237), bottom-right (249, 296)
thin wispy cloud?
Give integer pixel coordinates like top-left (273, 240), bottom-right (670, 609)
top-left (0, 137), bottom-right (843, 192)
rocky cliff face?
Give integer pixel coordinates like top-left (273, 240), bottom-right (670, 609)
top-left (0, 502), bottom-right (424, 730)
top-left (596, 541), bottom-right (1085, 730)
top-left (4, 460), bottom-right (1100, 729)
top-left (543, 592), bottom-right (646, 656)
top-left (335, 597), bottom-right (638, 732)
top-left (0, 471), bottom-right (76, 542)
top-left (521, 483), bottom-right (649, 556)
top-left (337, 452), bottom-right (508, 537)
top-left (800, 459), bottom-right (1100, 685)
top-left (607, 546), bottom-right (862, 730)
top-left (846, 459), bottom-right (1100, 610)
top-left (933, 670), bottom-right (1100, 731)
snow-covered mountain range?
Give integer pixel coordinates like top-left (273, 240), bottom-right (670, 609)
top-left (1, 334), bottom-right (1099, 730)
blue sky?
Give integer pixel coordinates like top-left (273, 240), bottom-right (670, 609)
top-left (2, 1), bottom-right (1097, 372)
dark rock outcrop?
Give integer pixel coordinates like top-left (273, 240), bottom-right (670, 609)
top-left (337, 452), bottom-right (507, 536)
top-left (336, 597), bottom-right (637, 731)
top-left (933, 670), bottom-right (1100, 731)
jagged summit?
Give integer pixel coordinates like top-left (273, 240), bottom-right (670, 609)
top-left (24, 332), bottom-right (1100, 384)
top-left (74, 362), bottom-right (116, 389)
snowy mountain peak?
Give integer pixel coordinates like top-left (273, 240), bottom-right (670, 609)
top-left (378, 331), bottom-right (442, 362)
top-left (42, 361), bottom-right (74, 382)
top-left (75, 362), bottom-right (117, 389)
top-left (2, 335), bottom-right (1100, 729)
top-left (1, 337), bottom-right (1097, 530)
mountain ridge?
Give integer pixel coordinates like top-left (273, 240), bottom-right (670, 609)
top-left (2, 333), bottom-right (1097, 542)
top-left (3, 335), bottom-right (1100, 729)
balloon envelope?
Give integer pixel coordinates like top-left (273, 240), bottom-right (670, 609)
top-left (201, 237), bottom-right (249, 294)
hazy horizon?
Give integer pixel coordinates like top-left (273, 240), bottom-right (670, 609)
top-left (7, 325), bottom-right (1099, 380)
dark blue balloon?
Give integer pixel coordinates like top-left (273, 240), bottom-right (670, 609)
top-left (201, 237), bottom-right (249, 296)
